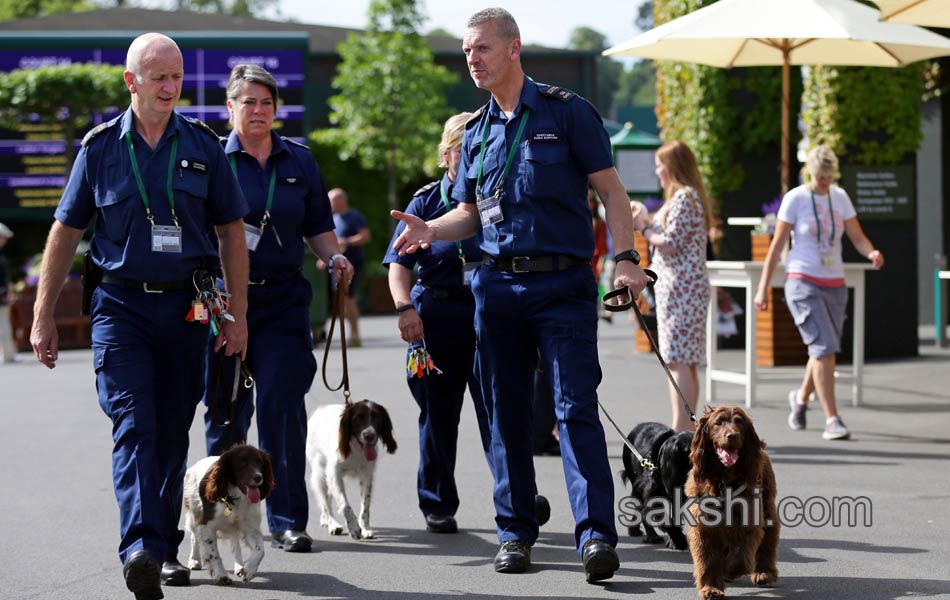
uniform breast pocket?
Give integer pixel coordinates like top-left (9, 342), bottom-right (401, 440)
top-left (523, 142), bottom-right (569, 199)
top-left (94, 181), bottom-right (138, 242)
top-left (173, 169), bottom-right (209, 201)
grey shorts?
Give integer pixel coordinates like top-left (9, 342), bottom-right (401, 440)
top-left (784, 278), bottom-right (848, 359)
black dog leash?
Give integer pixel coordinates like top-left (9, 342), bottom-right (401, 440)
top-left (602, 269), bottom-right (698, 426)
top-left (597, 397), bottom-right (657, 472)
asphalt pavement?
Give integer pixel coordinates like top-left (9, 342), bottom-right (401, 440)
top-left (2, 314), bottom-right (949, 600)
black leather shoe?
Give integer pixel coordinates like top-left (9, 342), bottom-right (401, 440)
top-left (271, 529), bottom-right (312, 552)
top-left (582, 539), bottom-right (620, 583)
top-left (535, 494), bottom-right (551, 527)
top-left (425, 514), bottom-right (458, 533)
top-left (494, 540), bottom-right (531, 573)
top-left (123, 550), bottom-right (163, 600)
top-left (160, 557), bottom-right (190, 586)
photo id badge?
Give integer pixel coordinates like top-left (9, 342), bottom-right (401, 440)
top-left (151, 225), bottom-right (182, 253)
top-left (462, 261), bottom-right (478, 287)
top-left (243, 222), bottom-right (263, 252)
top-left (477, 193), bottom-right (504, 227)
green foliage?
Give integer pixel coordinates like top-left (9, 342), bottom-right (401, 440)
top-left (0, 62), bottom-right (127, 172)
top-left (0, 0), bottom-right (93, 21)
top-left (802, 65), bottom-right (924, 165)
top-left (568, 26), bottom-right (621, 116)
top-left (613, 59), bottom-right (656, 109)
top-left (328, 0), bottom-right (457, 214)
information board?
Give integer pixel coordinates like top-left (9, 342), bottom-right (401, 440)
top-left (838, 164), bottom-right (914, 221)
top-left (0, 43), bottom-right (306, 213)
top-left (615, 148), bottom-right (661, 195)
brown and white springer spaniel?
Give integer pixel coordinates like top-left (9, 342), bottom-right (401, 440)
top-left (183, 444), bottom-right (274, 585)
top-left (306, 400), bottom-right (397, 540)
top-left (686, 406), bottom-right (779, 600)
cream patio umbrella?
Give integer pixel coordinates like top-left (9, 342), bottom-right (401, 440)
top-left (604, 0), bottom-right (950, 192)
top-left (875, 1), bottom-right (950, 27)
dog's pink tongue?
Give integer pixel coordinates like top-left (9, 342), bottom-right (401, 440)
top-left (246, 485), bottom-right (261, 504)
top-left (716, 447), bottom-right (739, 467)
top-left (363, 443), bottom-right (378, 462)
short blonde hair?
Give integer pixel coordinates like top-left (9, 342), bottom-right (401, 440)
top-left (438, 112), bottom-right (472, 168)
top-left (805, 145), bottom-right (839, 181)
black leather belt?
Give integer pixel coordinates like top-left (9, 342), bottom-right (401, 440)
top-left (248, 268), bottom-right (302, 287)
top-left (482, 253), bottom-right (589, 273)
top-left (421, 285), bottom-right (472, 299)
top-left (101, 273), bottom-right (190, 293)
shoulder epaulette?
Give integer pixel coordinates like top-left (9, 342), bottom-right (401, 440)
top-left (283, 137), bottom-right (311, 150)
top-left (81, 120), bottom-right (116, 147)
top-left (541, 85), bottom-right (577, 103)
top-left (413, 181), bottom-right (438, 197)
top-left (465, 104), bottom-right (487, 128)
top-left (184, 116), bottom-right (220, 139)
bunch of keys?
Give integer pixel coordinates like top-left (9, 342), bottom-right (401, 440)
top-left (407, 340), bottom-right (442, 379)
top-left (186, 269), bottom-right (235, 336)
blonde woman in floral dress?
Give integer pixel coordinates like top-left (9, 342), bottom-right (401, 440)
top-left (634, 141), bottom-right (712, 432)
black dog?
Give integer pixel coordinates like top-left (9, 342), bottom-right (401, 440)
top-left (620, 422), bottom-right (693, 550)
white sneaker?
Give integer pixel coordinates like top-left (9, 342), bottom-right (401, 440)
top-left (787, 390), bottom-right (807, 430)
top-left (822, 416), bottom-right (850, 440)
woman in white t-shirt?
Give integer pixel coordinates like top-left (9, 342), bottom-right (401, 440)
top-left (754, 145), bottom-right (884, 441)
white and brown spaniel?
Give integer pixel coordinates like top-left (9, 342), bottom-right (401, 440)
top-left (183, 444), bottom-right (274, 585)
top-left (306, 400), bottom-right (397, 540)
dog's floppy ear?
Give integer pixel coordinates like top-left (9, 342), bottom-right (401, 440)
top-left (690, 411), bottom-right (712, 471)
top-left (338, 404), bottom-right (353, 460)
top-left (204, 454), bottom-right (230, 502)
top-left (258, 448), bottom-right (275, 499)
top-left (375, 403), bottom-right (398, 454)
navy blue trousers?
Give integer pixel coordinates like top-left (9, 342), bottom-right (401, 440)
top-left (472, 266), bottom-right (617, 554)
top-left (92, 284), bottom-right (206, 565)
top-left (203, 274), bottom-right (316, 533)
top-left (407, 289), bottom-right (492, 517)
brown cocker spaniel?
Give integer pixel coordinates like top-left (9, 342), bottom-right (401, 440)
top-left (685, 406), bottom-right (779, 600)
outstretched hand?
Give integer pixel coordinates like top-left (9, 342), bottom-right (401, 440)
top-left (390, 210), bottom-right (434, 256)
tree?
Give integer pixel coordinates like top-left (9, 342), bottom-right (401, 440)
top-left (0, 0), bottom-right (93, 21)
top-left (328, 0), bottom-right (457, 218)
top-left (0, 63), bottom-right (128, 174)
top-left (568, 26), bottom-right (621, 117)
top-left (613, 59), bottom-right (656, 108)
top-left (635, 0), bottom-right (654, 32)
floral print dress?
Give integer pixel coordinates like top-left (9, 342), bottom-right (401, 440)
top-left (650, 186), bottom-right (710, 366)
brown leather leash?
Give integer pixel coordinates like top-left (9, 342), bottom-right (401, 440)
top-left (322, 283), bottom-right (352, 404)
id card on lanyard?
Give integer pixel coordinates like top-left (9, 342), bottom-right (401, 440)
top-left (125, 131), bottom-right (183, 253)
top-left (475, 108), bottom-right (530, 228)
top-left (439, 179), bottom-right (477, 286)
top-left (229, 154), bottom-right (281, 251)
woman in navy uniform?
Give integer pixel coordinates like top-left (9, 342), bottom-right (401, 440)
top-left (30, 34), bottom-right (249, 599)
top-left (201, 64), bottom-right (353, 555)
top-left (383, 112), bottom-right (491, 534)
top-left (391, 9), bottom-right (650, 582)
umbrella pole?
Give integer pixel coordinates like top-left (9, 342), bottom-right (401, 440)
top-left (781, 44), bottom-right (790, 194)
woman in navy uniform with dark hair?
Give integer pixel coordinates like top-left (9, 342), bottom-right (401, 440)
top-left (201, 64), bottom-right (353, 555)
top-left (383, 112), bottom-right (491, 534)
top-left (30, 33), bottom-right (249, 599)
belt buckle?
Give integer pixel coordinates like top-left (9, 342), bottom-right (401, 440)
top-left (142, 282), bottom-right (164, 294)
top-left (511, 256), bottom-right (531, 274)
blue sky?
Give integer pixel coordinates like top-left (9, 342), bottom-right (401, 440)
top-left (274, 0), bottom-right (645, 50)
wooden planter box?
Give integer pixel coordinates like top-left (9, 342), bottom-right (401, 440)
top-left (751, 233), bottom-right (807, 367)
top-left (10, 278), bottom-right (91, 352)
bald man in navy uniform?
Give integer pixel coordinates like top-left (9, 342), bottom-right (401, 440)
top-left (30, 33), bottom-right (248, 600)
top-left (392, 7), bottom-right (650, 584)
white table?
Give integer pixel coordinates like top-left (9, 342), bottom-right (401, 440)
top-left (936, 270), bottom-right (950, 348)
top-left (705, 261), bottom-right (874, 408)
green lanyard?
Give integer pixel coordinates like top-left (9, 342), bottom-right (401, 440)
top-left (229, 153), bottom-right (276, 231)
top-left (124, 131), bottom-right (179, 228)
top-left (809, 187), bottom-right (835, 245)
top-left (439, 178), bottom-right (465, 262)
top-left (475, 107), bottom-right (530, 201)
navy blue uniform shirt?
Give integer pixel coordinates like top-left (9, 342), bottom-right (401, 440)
top-left (55, 108), bottom-right (247, 281)
top-left (224, 130), bottom-right (334, 282)
top-left (383, 173), bottom-right (481, 290)
top-left (334, 209), bottom-right (368, 265)
top-left (452, 77), bottom-right (613, 260)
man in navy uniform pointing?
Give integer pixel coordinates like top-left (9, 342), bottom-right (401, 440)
top-left (30, 33), bottom-right (249, 599)
top-left (391, 7), bottom-right (650, 584)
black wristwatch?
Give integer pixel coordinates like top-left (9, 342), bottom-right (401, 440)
top-left (614, 249), bottom-right (641, 266)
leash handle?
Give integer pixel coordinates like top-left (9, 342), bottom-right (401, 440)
top-left (601, 269), bottom-right (658, 313)
top-left (322, 283), bottom-right (352, 404)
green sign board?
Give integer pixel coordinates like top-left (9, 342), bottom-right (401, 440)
top-left (838, 164), bottom-right (914, 221)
